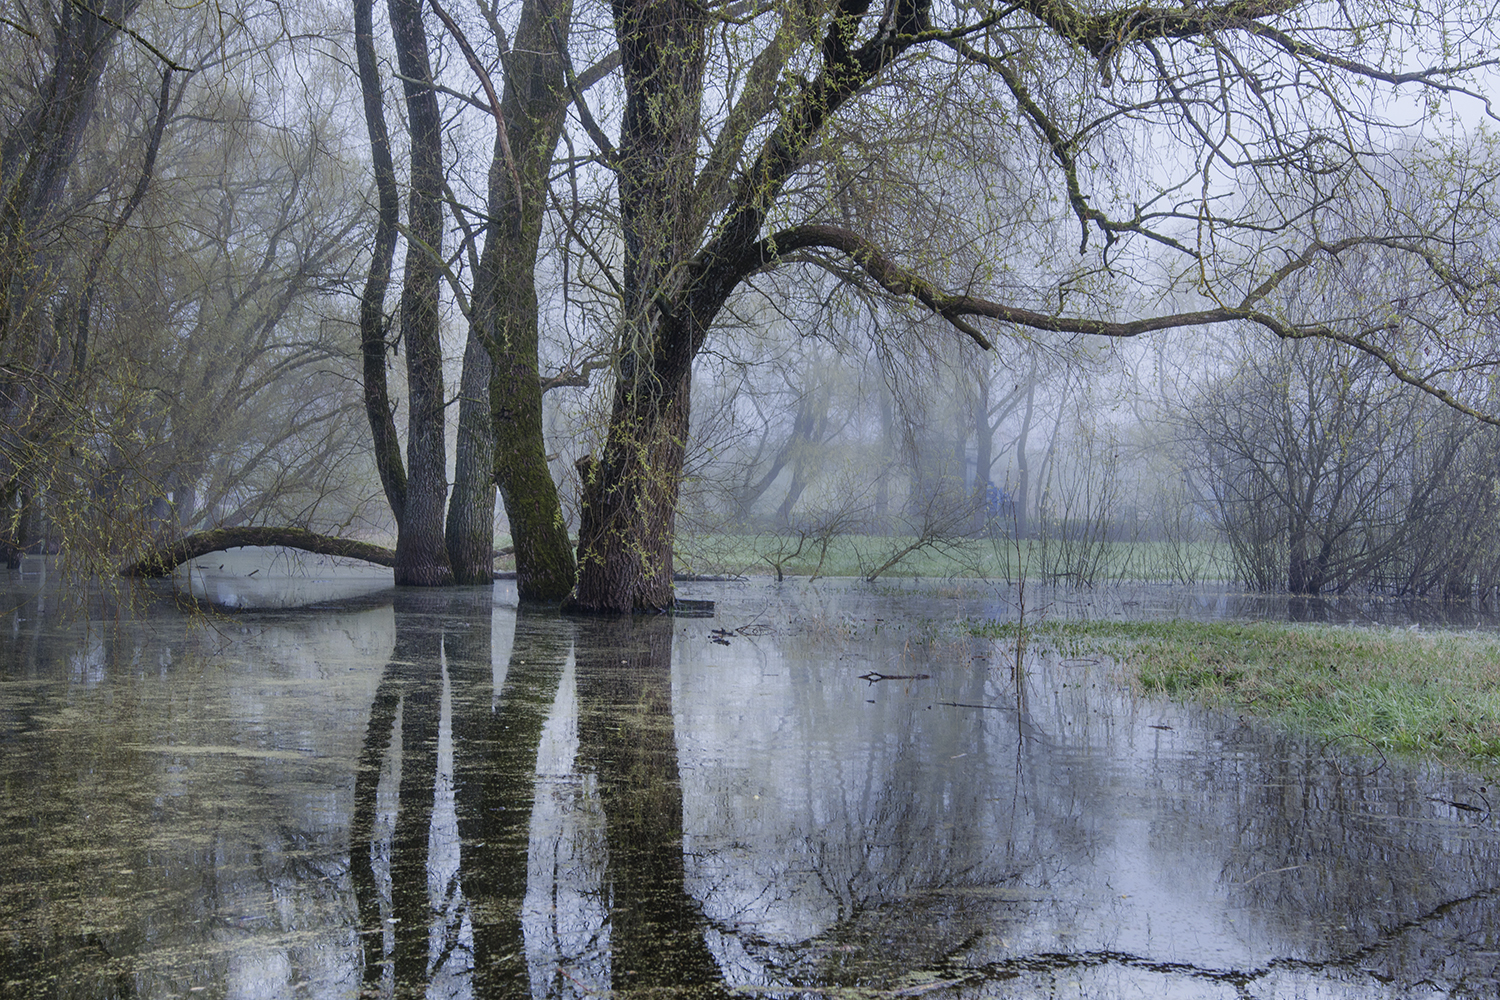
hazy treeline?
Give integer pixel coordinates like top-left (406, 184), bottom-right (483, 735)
top-left (2, 0), bottom-right (1500, 599)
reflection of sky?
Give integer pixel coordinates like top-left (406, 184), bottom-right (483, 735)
top-left (176, 549), bottom-right (395, 609)
top-left (6, 577), bottom-right (1500, 998)
top-left (524, 650), bottom-right (613, 997)
top-left (665, 583), bottom-right (1500, 994)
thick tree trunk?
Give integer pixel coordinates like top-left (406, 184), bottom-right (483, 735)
top-left (571, 365), bottom-right (692, 612)
top-left (572, 0), bottom-right (931, 611)
top-left (389, 0), bottom-right (452, 586)
top-left (571, 0), bottom-right (705, 613)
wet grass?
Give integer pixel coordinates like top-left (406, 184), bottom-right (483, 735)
top-left (971, 618), bottom-right (1500, 767)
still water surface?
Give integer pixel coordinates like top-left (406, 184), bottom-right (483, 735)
top-left (3, 556), bottom-right (1499, 998)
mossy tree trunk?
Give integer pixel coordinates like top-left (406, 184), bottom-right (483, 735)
top-left (476, 0), bottom-right (578, 602)
top-left (446, 328), bottom-right (499, 585)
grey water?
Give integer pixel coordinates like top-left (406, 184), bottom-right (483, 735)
top-left (3, 553), bottom-right (1499, 998)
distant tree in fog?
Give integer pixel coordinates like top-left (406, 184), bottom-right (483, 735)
top-left (1185, 334), bottom-right (1500, 596)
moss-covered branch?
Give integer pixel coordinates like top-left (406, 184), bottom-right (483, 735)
top-left (119, 527), bottom-right (398, 578)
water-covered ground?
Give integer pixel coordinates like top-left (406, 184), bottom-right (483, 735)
top-left (3, 553), bottom-right (1499, 998)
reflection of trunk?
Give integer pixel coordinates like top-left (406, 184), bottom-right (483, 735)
top-left (450, 609), bottom-right (568, 995)
top-left (389, 633), bottom-right (441, 989)
top-left (573, 617), bottom-right (729, 994)
top-left (352, 593), bottom-right (570, 997)
top-left (350, 657), bottom-right (400, 994)
top-left (350, 592), bottom-right (445, 994)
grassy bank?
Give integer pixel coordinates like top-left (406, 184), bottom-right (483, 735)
top-left (971, 619), bottom-right (1500, 767)
top-left (673, 533), bottom-right (1233, 583)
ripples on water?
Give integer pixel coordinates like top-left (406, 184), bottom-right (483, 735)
top-left (1, 555), bottom-right (1498, 998)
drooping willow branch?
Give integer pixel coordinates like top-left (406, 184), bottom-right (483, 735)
top-left (745, 222), bottom-right (1500, 429)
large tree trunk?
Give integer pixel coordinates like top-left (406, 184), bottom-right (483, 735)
top-left (477, 0), bottom-right (578, 602)
top-left (570, 0), bottom-right (705, 613)
top-left (388, 0), bottom-right (452, 586)
top-left (571, 0), bottom-right (930, 611)
top-left (572, 366), bottom-right (692, 612)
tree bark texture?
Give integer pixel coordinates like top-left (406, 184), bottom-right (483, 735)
top-left (355, 0), bottom-right (408, 527)
top-left (571, 0), bottom-right (706, 612)
top-left (446, 326), bottom-right (500, 584)
top-left (477, 0), bottom-right (578, 602)
top-left (389, 0), bottom-right (453, 586)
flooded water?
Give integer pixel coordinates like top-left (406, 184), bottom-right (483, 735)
top-left (3, 555), bottom-right (1500, 998)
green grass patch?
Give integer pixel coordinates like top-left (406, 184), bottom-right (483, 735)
top-left (675, 533), bottom-right (1234, 583)
top-left (970, 618), bottom-right (1500, 767)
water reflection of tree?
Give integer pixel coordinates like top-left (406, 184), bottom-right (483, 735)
top-left (350, 591), bottom-right (571, 997)
top-left (1211, 736), bottom-right (1500, 979)
top-left (348, 600), bottom-right (743, 997)
top-left (570, 616), bottom-right (732, 997)
top-left (675, 628), bottom-right (1058, 990)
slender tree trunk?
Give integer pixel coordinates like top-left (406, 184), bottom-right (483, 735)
top-left (389, 0), bottom-right (452, 586)
top-left (446, 328), bottom-right (498, 584)
top-left (355, 0), bottom-right (407, 527)
top-left (1014, 383), bottom-right (1034, 538)
top-left (973, 377), bottom-right (994, 532)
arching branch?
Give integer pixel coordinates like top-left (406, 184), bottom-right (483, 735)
top-left (120, 527), bottom-right (397, 578)
top-left (750, 223), bottom-right (1500, 428)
